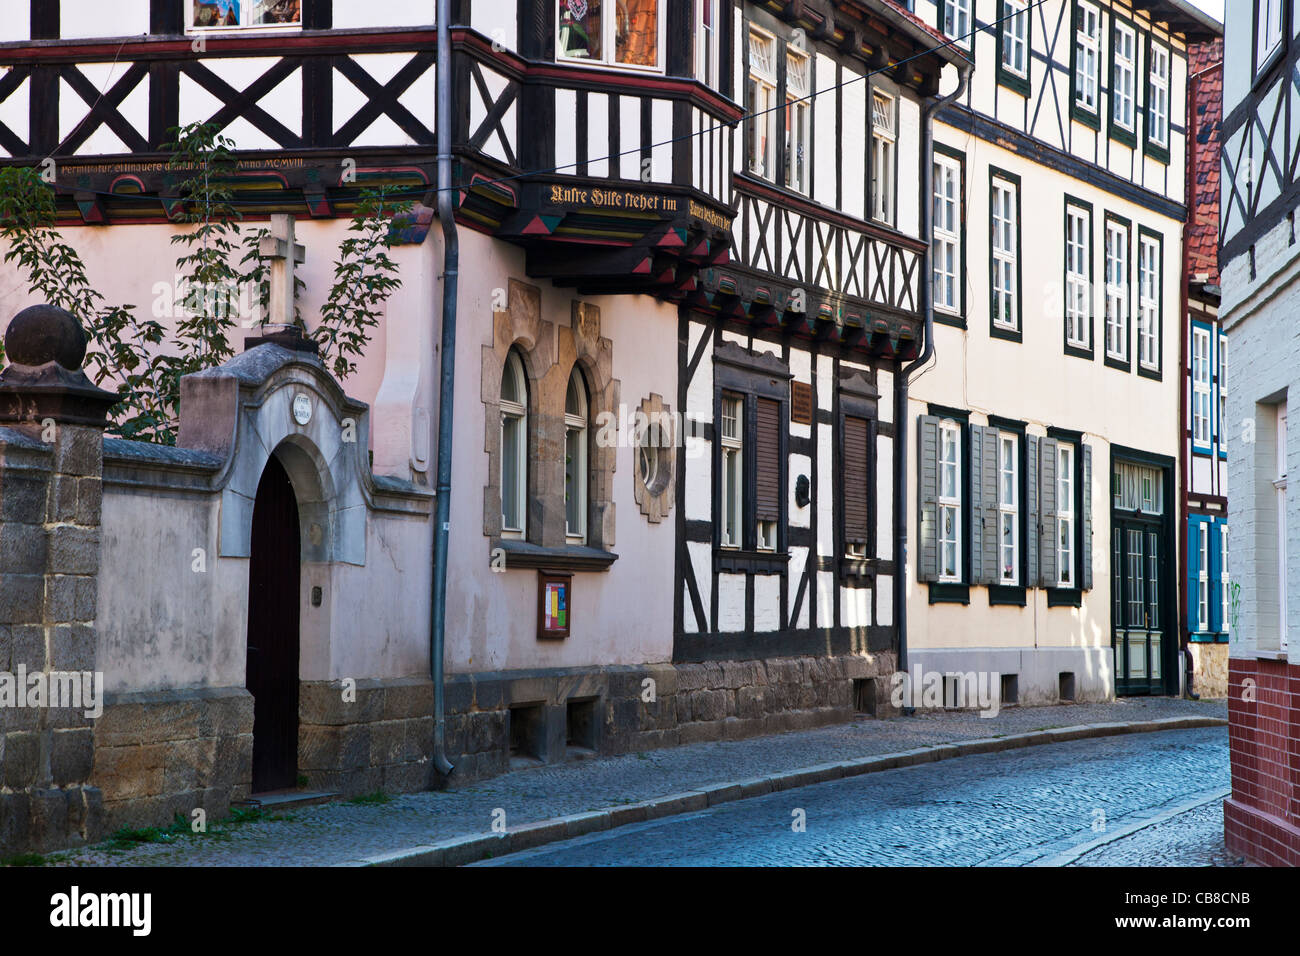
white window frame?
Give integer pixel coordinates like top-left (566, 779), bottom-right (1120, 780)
top-left (1138, 235), bottom-right (1160, 370)
top-left (187, 0), bottom-right (302, 31)
top-left (991, 178), bottom-right (1018, 332)
top-left (871, 91), bottom-right (896, 225)
top-left (784, 47), bottom-right (812, 194)
top-left (1277, 407), bottom-right (1289, 650)
top-left (998, 433), bottom-right (1019, 585)
top-left (746, 28), bottom-right (779, 181)
top-left (557, 0), bottom-right (667, 73)
top-left (933, 155), bottom-right (961, 315)
top-left (1192, 327), bottom-right (1212, 447)
top-left (1113, 23), bottom-right (1136, 133)
top-left (944, 0), bottom-right (973, 49)
top-left (564, 370), bottom-right (588, 542)
top-left (1221, 523), bottom-right (1230, 634)
top-left (1148, 44), bottom-right (1170, 148)
top-left (1105, 220), bottom-right (1129, 362)
top-left (1058, 443), bottom-right (1075, 587)
top-left (1075, 1), bottom-right (1101, 114)
top-left (1066, 205), bottom-right (1091, 347)
top-left (720, 393), bottom-right (744, 548)
top-left (695, 0), bottom-right (720, 87)
top-left (1218, 334), bottom-right (1227, 450)
top-left (939, 421), bottom-right (962, 583)
top-left (1258, 0), bottom-right (1285, 73)
top-left (1197, 522), bottom-right (1209, 632)
top-left (500, 351), bottom-right (528, 538)
top-left (1002, 0), bottom-right (1029, 78)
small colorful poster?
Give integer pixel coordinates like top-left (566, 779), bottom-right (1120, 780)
top-left (544, 582), bottom-right (567, 631)
top-left (193, 0), bottom-right (240, 27)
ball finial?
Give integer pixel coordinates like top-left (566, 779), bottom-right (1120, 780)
top-left (3, 305), bottom-right (88, 370)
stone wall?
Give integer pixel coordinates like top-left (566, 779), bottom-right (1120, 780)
top-left (1189, 643), bottom-right (1229, 699)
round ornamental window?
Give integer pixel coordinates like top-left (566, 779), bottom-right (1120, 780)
top-left (633, 395), bottom-right (675, 523)
top-left (638, 441), bottom-right (659, 490)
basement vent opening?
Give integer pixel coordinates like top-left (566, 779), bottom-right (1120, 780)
top-left (509, 702), bottom-right (545, 768)
top-left (1058, 672), bottom-right (1076, 702)
top-left (566, 697), bottom-right (598, 757)
top-left (853, 678), bottom-right (877, 716)
top-left (1000, 674), bottom-right (1020, 707)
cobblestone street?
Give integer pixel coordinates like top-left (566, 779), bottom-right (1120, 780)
top-left (482, 726), bottom-right (1232, 866)
top-left (38, 698), bottom-right (1227, 867)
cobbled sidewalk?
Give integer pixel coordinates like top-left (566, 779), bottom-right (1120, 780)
top-left (45, 696), bottom-right (1225, 867)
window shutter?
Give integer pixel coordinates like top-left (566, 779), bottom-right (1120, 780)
top-left (755, 397), bottom-right (781, 521)
top-left (1187, 519), bottom-right (1201, 626)
top-left (1027, 434), bottom-right (1039, 583)
top-left (980, 426), bottom-right (998, 586)
top-left (969, 425), bottom-right (985, 583)
top-left (844, 415), bottom-right (870, 544)
top-left (1082, 443), bottom-right (1093, 589)
top-left (1038, 437), bottom-right (1059, 587)
top-left (917, 415), bottom-right (940, 582)
top-left (1208, 521), bottom-right (1222, 632)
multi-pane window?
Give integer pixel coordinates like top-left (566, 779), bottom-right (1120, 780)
top-left (992, 178), bottom-right (1018, 331)
top-left (1058, 443), bottom-right (1075, 586)
top-left (1258, 0), bottom-right (1284, 72)
top-left (695, 0), bottom-right (720, 87)
top-left (1148, 45), bottom-right (1170, 148)
top-left (1066, 205), bottom-right (1091, 347)
top-left (1197, 523), bottom-right (1209, 631)
top-left (1112, 24), bottom-right (1136, 133)
top-left (500, 350), bottom-right (528, 536)
top-left (564, 370), bottom-right (589, 541)
top-left (871, 92), bottom-right (896, 224)
top-left (1075, 2), bottom-right (1101, 114)
top-left (720, 394), bottom-right (744, 547)
top-left (1192, 327), bottom-right (1212, 446)
top-left (189, 0), bottom-right (301, 28)
top-left (998, 433), bottom-right (1019, 585)
top-left (1218, 335), bottom-right (1228, 448)
top-left (1221, 524), bottom-right (1230, 633)
top-left (558, 0), bottom-right (663, 70)
top-left (1105, 220), bottom-right (1129, 361)
top-left (939, 422), bottom-right (962, 582)
top-left (1002, 0), bottom-right (1029, 77)
top-left (1137, 235), bottom-right (1160, 370)
top-left (944, 0), bottom-right (973, 48)
top-left (933, 156), bottom-right (961, 314)
top-left (746, 30), bottom-right (778, 180)
top-left (784, 49), bottom-right (811, 193)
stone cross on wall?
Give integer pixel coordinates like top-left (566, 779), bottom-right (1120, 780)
top-left (259, 213), bottom-right (304, 330)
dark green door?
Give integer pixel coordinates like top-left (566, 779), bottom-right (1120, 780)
top-left (1112, 517), bottom-right (1168, 695)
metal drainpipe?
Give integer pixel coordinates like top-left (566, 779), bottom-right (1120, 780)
top-left (428, 0), bottom-right (456, 776)
top-left (894, 64), bottom-right (972, 694)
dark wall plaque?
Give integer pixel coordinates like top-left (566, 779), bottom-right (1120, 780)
top-left (790, 381), bottom-right (813, 426)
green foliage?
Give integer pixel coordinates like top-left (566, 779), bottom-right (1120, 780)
top-left (1230, 580), bottom-right (1242, 634)
top-left (315, 188), bottom-right (411, 380)
top-left (1, 122), bottom-right (406, 444)
top-left (347, 789), bottom-right (392, 806)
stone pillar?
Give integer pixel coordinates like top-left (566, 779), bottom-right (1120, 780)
top-left (0, 305), bottom-right (117, 855)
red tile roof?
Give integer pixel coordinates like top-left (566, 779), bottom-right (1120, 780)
top-left (1187, 38), bottom-right (1222, 286)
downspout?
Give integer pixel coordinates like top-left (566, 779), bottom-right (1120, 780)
top-left (428, 0), bottom-right (456, 776)
top-left (1178, 61), bottom-right (1194, 699)
top-left (894, 62), bottom-right (972, 692)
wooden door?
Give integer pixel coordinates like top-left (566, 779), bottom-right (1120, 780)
top-left (1112, 518), bottom-right (1168, 696)
top-left (246, 454), bottom-right (301, 793)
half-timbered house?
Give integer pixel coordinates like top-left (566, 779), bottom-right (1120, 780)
top-left (1219, 0), bottom-right (1300, 867)
top-left (906, 0), bottom-right (1219, 703)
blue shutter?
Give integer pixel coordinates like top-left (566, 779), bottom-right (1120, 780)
top-left (1186, 517), bottom-right (1200, 628)
top-left (1208, 520), bottom-right (1223, 634)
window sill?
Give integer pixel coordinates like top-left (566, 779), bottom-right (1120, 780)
top-left (1064, 341), bottom-right (1093, 361)
top-left (990, 323), bottom-right (1022, 343)
top-left (1046, 587), bottom-right (1082, 608)
top-left (928, 582), bottom-right (970, 605)
top-left (1103, 353), bottom-right (1131, 373)
top-left (1071, 105), bottom-right (1101, 132)
top-left (1136, 362), bottom-right (1162, 382)
top-left (715, 549), bottom-right (790, 574)
top-left (1187, 632), bottom-right (1229, 644)
top-left (499, 540), bottom-right (618, 572)
top-left (1252, 649), bottom-right (1291, 661)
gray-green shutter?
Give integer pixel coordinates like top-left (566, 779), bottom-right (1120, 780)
top-left (1038, 437), bottom-right (1059, 587)
top-left (970, 425), bottom-right (984, 583)
top-left (974, 426), bottom-right (998, 585)
top-left (917, 415), bottom-right (940, 582)
top-left (1027, 434), bottom-right (1039, 585)
top-left (1082, 443), bottom-right (1094, 590)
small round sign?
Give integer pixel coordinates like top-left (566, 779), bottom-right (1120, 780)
top-left (292, 393), bottom-right (313, 426)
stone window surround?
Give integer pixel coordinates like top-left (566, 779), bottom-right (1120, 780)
top-left (481, 279), bottom-right (620, 562)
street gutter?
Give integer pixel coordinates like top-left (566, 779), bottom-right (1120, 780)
top-left (359, 714), bottom-right (1227, 867)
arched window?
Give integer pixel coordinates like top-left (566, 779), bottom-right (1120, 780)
top-left (500, 350), bottom-right (528, 536)
top-left (564, 368), bottom-right (589, 541)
